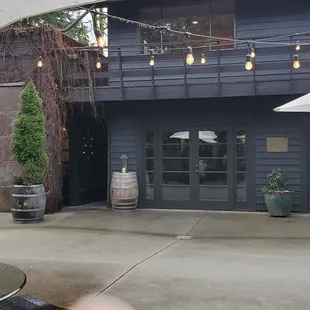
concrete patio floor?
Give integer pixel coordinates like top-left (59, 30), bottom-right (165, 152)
top-left (1, 209), bottom-right (310, 309)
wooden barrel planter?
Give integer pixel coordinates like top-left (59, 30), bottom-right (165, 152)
top-left (110, 172), bottom-right (138, 210)
top-left (11, 184), bottom-right (46, 224)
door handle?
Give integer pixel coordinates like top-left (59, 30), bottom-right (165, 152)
top-left (195, 164), bottom-right (199, 173)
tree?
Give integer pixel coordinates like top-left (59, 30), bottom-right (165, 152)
top-left (12, 81), bottom-right (48, 185)
top-left (13, 10), bottom-right (92, 45)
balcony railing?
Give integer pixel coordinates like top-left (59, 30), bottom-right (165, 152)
top-left (67, 41), bottom-right (310, 102)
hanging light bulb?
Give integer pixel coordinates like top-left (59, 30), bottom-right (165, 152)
top-left (149, 51), bottom-right (155, 67)
top-left (96, 57), bottom-right (102, 69)
top-left (186, 46), bottom-right (194, 65)
top-left (250, 47), bottom-right (256, 58)
top-left (245, 54), bottom-right (253, 71)
top-left (94, 29), bottom-right (106, 48)
top-left (37, 56), bottom-right (43, 68)
top-left (293, 54), bottom-right (300, 69)
top-left (149, 55), bottom-right (155, 67)
top-left (295, 40), bottom-right (301, 51)
top-left (200, 53), bottom-right (206, 64)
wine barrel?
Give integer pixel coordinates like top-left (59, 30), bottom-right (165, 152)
top-left (110, 172), bottom-right (138, 210)
top-left (11, 184), bottom-right (46, 223)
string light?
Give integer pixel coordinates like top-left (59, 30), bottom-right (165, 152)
top-left (250, 47), bottom-right (256, 58)
top-left (13, 9), bottom-right (310, 72)
top-left (94, 29), bottom-right (106, 48)
top-left (186, 46), bottom-right (194, 65)
top-left (149, 50), bottom-right (155, 67)
top-left (245, 54), bottom-right (253, 71)
top-left (95, 57), bottom-right (102, 69)
top-left (200, 53), bottom-right (206, 64)
top-left (149, 54), bottom-right (155, 67)
top-left (36, 56), bottom-right (43, 68)
top-left (86, 7), bottom-right (310, 48)
top-left (192, 20), bottom-right (199, 25)
top-left (293, 54), bottom-right (300, 69)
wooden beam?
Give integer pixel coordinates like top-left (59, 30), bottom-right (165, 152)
top-left (217, 42), bottom-right (221, 96)
top-left (183, 55), bottom-right (187, 99)
top-left (118, 48), bottom-right (124, 100)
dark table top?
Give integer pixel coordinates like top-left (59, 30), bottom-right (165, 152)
top-left (0, 263), bottom-right (26, 302)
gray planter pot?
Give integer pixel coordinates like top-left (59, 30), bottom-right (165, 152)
top-left (11, 184), bottom-right (46, 223)
top-left (264, 192), bottom-right (294, 217)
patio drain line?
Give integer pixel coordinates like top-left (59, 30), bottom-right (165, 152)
top-left (95, 211), bottom-right (208, 295)
top-left (95, 239), bottom-right (181, 296)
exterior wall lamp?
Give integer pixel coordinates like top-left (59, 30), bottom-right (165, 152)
top-left (120, 153), bottom-right (128, 173)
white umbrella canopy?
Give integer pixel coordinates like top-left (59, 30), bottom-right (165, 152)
top-left (274, 93), bottom-right (310, 112)
top-left (0, 0), bottom-right (102, 29)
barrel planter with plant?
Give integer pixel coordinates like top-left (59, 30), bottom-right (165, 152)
top-left (11, 81), bottom-right (48, 223)
top-left (262, 169), bottom-right (294, 217)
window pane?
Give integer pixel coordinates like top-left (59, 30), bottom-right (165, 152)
top-left (163, 131), bottom-right (189, 144)
top-left (199, 173), bottom-right (227, 185)
top-left (211, 0), bottom-right (234, 49)
top-left (146, 172), bottom-right (154, 199)
top-left (237, 173), bottom-right (246, 187)
top-left (199, 130), bottom-right (227, 144)
top-left (163, 144), bottom-right (189, 157)
top-left (163, 172), bottom-right (189, 185)
top-left (163, 159), bottom-right (189, 172)
top-left (162, 186), bottom-right (189, 200)
top-left (236, 144), bottom-right (246, 158)
top-left (140, 2), bottom-right (234, 52)
top-left (198, 159), bottom-right (227, 172)
top-left (199, 186), bottom-right (228, 200)
top-left (236, 130), bottom-right (246, 144)
top-left (146, 132), bottom-right (154, 144)
top-left (146, 145), bottom-right (154, 158)
top-left (146, 159), bottom-right (154, 171)
top-left (199, 144), bottom-right (227, 158)
top-left (146, 185), bottom-right (154, 199)
top-left (146, 172), bottom-right (154, 185)
top-left (237, 187), bottom-right (246, 202)
top-left (237, 159), bottom-right (246, 172)
top-left (162, 5), bottom-right (209, 18)
top-left (140, 8), bottom-right (161, 20)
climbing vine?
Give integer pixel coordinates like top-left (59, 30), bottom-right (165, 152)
top-left (0, 25), bottom-right (97, 213)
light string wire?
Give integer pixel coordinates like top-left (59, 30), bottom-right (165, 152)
top-left (1, 8), bottom-right (309, 54)
top-left (82, 7), bottom-right (310, 48)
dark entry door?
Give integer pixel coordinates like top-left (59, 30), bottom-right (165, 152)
top-left (190, 128), bottom-right (247, 210)
top-left (144, 127), bottom-right (248, 210)
top-left (190, 128), bottom-right (233, 210)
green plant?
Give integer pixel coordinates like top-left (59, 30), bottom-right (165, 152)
top-left (12, 81), bottom-right (48, 185)
top-left (262, 169), bottom-right (290, 194)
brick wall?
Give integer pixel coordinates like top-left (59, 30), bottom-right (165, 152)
top-left (0, 84), bottom-right (23, 212)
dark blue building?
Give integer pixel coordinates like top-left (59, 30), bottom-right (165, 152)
top-left (69, 0), bottom-right (310, 212)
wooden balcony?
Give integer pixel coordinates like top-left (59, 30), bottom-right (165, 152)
top-left (67, 43), bottom-right (310, 103)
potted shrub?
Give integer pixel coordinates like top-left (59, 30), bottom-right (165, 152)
top-left (11, 81), bottom-right (48, 223)
top-left (262, 169), bottom-right (294, 217)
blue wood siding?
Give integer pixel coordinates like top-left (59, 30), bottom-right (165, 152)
top-left (108, 5), bottom-right (139, 56)
top-left (255, 119), bottom-right (303, 212)
top-left (236, 0), bottom-right (310, 43)
top-left (106, 98), bottom-right (307, 212)
top-left (108, 117), bottom-right (141, 172)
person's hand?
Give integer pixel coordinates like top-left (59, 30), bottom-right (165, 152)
top-left (70, 294), bottom-right (135, 310)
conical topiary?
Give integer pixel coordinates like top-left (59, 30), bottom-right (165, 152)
top-left (12, 80), bottom-right (48, 185)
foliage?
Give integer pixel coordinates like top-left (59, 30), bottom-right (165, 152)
top-left (262, 169), bottom-right (290, 194)
top-left (12, 81), bottom-right (48, 184)
top-left (13, 10), bottom-right (91, 45)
